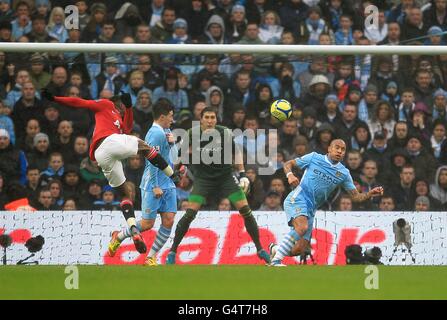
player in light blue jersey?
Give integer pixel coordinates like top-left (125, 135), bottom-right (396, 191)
top-left (108, 99), bottom-right (183, 265)
top-left (270, 139), bottom-right (383, 266)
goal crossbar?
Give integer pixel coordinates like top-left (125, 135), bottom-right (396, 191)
top-left (0, 43), bottom-right (446, 55)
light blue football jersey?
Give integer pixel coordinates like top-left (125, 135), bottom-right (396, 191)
top-left (140, 123), bottom-right (177, 191)
top-left (286, 152), bottom-right (356, 212)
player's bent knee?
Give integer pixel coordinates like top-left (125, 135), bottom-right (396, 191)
top-left (238, 205), bottom-right (252, 218)
top-left (140, 219), bottom-right (155, 231)
top-left (161, 213), bottom-right (175, 228)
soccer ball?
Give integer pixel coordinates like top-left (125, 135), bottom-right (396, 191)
top-left (270, 99), bottom-right (292, 121)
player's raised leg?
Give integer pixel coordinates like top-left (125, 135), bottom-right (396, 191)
top-left (94, 135), bottom-right (147, 254)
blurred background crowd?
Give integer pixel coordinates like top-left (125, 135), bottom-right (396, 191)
top-left (0, 0), bottom-right (446, 212)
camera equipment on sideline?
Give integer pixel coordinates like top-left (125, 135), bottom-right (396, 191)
top-left (389, 218), bottom-right (416, 263)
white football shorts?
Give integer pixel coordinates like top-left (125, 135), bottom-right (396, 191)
top-left (94, 134), bottom-right (139, 187)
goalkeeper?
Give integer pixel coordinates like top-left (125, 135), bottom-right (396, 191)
top-left (166, 107), bottom-right (271, 264)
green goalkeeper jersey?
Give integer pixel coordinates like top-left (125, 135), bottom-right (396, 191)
top-left (183, 125), bottom-right (235, 180)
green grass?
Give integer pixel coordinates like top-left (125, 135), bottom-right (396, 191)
top-left (1, 265), bottom-right (446, 300)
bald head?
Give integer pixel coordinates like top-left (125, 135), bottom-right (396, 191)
top-left (328, 139), bottom-right (346, 162)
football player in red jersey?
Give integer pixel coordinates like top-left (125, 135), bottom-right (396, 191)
top-left (42, 89), bottom-right (177, 254)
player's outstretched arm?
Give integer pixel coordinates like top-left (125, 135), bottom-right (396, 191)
top-left (348, 186), bottom-right (384, 203)
top-left (41, 89), bottom-right (103, 112)
top-left (284, 160), bottom-right (299, 188)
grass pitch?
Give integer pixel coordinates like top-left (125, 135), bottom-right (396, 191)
top-left (1, 265), bottom-right (446, 300)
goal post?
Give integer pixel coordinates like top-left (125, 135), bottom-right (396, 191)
top-left (1, 43), bottom-right (447, 55)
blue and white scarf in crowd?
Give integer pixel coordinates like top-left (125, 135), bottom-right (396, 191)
top-left (335, 29), bottom-right (353, 45)
top-left (306, 18), bottom-right (326, 45)
top-left (431, 135), bottom-right (446, 159)
top-left (329, 7), bottom-right (341, 30)
top-left (357, 99), bottom-right (370, 122)
top-left (398, 102), bottom-right (415, 121)
top-left (354, 54), bottom-right (372, 90)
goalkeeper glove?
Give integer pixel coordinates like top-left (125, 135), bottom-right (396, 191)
top-left (238, 171), bottom-right (250, 194)
top-left (41, 88), bottom-right (54, 101)
top-left (171, 165), bottom-right (187, 185)
top-left (120, 92), bottom-right (133, 108)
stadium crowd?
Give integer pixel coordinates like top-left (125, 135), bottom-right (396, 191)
top-left (0, 0), bottom-right (447, 212)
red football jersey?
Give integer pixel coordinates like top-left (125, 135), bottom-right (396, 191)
top-left (54, 97), bottom-right (134, 161)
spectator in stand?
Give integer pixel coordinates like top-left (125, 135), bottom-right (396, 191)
top-left (334, 103), bottom-right (367, 146)
top-left (133, 89), bottom-right (154, 137)
top-left (337, 194), bottom-right (353, 211)
top-left (34, 188), bottom-right (59, 210)
top-left (27, 132), bottom-right (50, 172)
top-left (401, 6), bottom-right (428, 42)
top-left (415, 177), bottom-right (444, 210)
top-left (258, 189), bottom-right (283, 211)
top-left (24, 166), bottom-right (40, 204)
top-left (40, 151), bottom-right (65, 185)
top-left (227, 69), bottom-right (254, 108)
top-left (51, 120), bottom-right (75, 162)
top-left (350, 122), bottom-right (372, 154)
top-left (378, 195), bottom-right (396, 211)
top-left (199, 14), bottom-right (228, 44)
top-left (81, 3), bottom-right (106, 43)
top-left (6, 69), bottom-right (35, 109)
top-left (430, 165), bottom-right (447, 208)
top-left (62, 198), bottom-right (78, 211)
top-left (432, 89), bottom-right (447, 123)
top-left (62, 164), bottom-right (84, 201)
top-left (0, 0), bottom-right (13, 24)
top-left (46, 7), bottom-right (68, 43)
top-left (121, 70), bottom-right (151, 106)
top-left (405, 133), bottom-right (437, 181)
top-left (48, 179), bottom-right (64, 208)
top-left (226, 4), bottom-right (248, 44)
top-left (334, 14), bottom-right (354, 45)
top-left (26, 14), bottom-right (56, 43)
top-left (151, 69), bottom-right (188, 112)
top-left (218, 198), bottom-right (232, 211)
top-left (67, 135), bottom-right (89, 167)
top-left (431, 120), bottom-right (446, 162)
top-left (79, 179), bottom-right (103, 210)
top-left (414, 195), bottom-right (430, 211)
top-left (423, 0), bottom-right (447, 29)
top-left (345, 149), bottom-right (363, 181)
top-left (258, 10), bottom-right (283, 44)
top-left (18, 118), bottom-right (41, 154)
top-left (298, 107), bottom-right (319, 141)
top-left (278, 0), bottom-right (308, 39)
top-left (245, 166), bottom-right (264, 210)
top-left (0, 128), bottom-right (27, 185)
top-left (79, 157), bottom-right (106, 183)
top-left (75, 1), bottom-right (90, 32)
top-left (90, 56), bottom-right (125, 99)
top-left (367, 101), bottom-right (396, 140)
top-left (114, 2), bottom-right (143, 41)
top-left (93, 185), bottom-right (121, 211)
top-left (390, 164), bottom-right (417, 211)
top-left (136, 54), bottom-right (163, 91)
top-left (179, 0), bottom-right (210, 42)
top-left (151, 6), bottom-right (176, 43)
